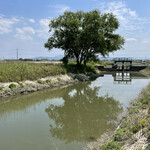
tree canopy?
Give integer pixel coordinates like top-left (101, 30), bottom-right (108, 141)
top-left (44, 10), bottom-right (125, 65)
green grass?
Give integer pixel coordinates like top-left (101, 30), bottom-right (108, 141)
top-left (37, 79), bottom-right (44, 84)
top-left (99, 83), bottom-right (150, 150)
top-left (9, 83), bottom-right (17, 89)
top-left (45, 79), bottom-right (52, 84)
top-left (0, 86), bottom-right (3, 90)
top-left (64, 62), bottom-right (97, 74)
top-left (0, 61), bottom-right (66, 82)
top-left (100, 141), bottom-right (123, 150)
top-left (0, 61), bottom-right (98, 82)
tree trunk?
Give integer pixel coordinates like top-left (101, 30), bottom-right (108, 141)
top-left (84, 59), bottom-right (87, 66)
top-left (76, 56), bottom-right (80, 67)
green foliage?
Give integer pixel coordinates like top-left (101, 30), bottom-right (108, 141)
top-left (100, 141), bottom-right (122, 150)
top-left (0, 86), bottom-right (3, 90)
top-left (37, 80), bottom-right (43, 84)
top-left (61, 56), bottom-right (69, 64)
top-left (120, 121), bottom-right (128, 128)
top-left (131, 125), bottom-right (141, 133)
top-left (125, 130), bottom-right (133, 137)
top-left (64, 63), bottom-right (97, 74)
top-left (18, 82), bottom-right (24, 87)
top-left (114, 129), bottom-right (124, 141)
top-left (139, 119), bottom-right (147, 128)
top-left (46, 79), bottom-right (51, 84)
top-left (146, 144), bottom-right (150, 150)
top-left (9, 83), bottom-right (16, 89)
top-left (129, 107), bottom-right (138, 114)
top-left (140, 93), bottom-right (149, 105)
top-left (0, 61), bottom-right (98, 83)
top-left (0, 62), bottom-right (66, 82)
top-left (45, 10), bottom-right (125, 66)
top-left (57, 77), bottom-right (61, 81)
top-left (148, 108), bottom-right (150, 115)
top-left (148, 131), bottom-right (150, 139)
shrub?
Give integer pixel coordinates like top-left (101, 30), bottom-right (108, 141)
top-left (148, 108), bottom-right (150, 115)
top-left (9, 83), bottom-right (16, 89)
top-left (100, 141), bottom-right (122, 150)
top-left (57, 77), bottom-right (61, 81)
top-left (64, 63), bottom-right (97, 74)
top-left (139, 119), bottom-right (147, 128)
top-left (0, 86), bottom-right (3, 90)
top-left (18, 82), bottom-right (24, 87)
top-left (129, 107), bottom-right (138, 114)
top-left (61, 56), bottom-right (68, 64)
top-left (140, 94), bottom-right (149, 105)
top-left (46, 79), bottom-right (51, 84)
top-left (120, 121), bottom-right (128, 128)
top-left (148, 131), bottom-right (150, 139)
top-left (37, 80), bottom-right (43, 84)
top-left (125, 130), bottom-right (133, 137)
top-left (114, 129), bottom-right (124, 141)
top-left (131, 125), bottom-right (141, 133)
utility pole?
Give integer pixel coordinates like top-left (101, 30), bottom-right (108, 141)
top-left (16, 49), bottom-right (18, 60)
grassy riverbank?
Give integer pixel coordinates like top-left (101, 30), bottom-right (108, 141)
top-left (85, 83), bottom-right (150, 150)
top-left (141, 66), bottom-right (150, 77)
top-left (0, 61), bottom-right (100, 98)
top-left (84, 67), bottom-right (150, 150)
top-left (0, 61), bottom-right (98, 82)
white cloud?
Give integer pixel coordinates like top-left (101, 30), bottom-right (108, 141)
top-left (142, 39), bottom-right (150, 44)
top-left (39, 19), bottom-right (49, 30)
top-left (14, 26), bottom-right (35, 40)
top-left (126, 38), bottom-right (137, 42)
top-left (48, 4), bottom-right (70, 14)
top-left (37, 18), bottom-right (50, 39)
top-left (29, 19), bottom-right (35, 23)
top-left (23, 27), bottom-right (35, 34)
top-left (99, 1), bottom-right (149, 32)
top-left (0, 15), bottom-right (19, 34)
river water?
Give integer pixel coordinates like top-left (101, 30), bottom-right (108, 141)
top-left (0, 72), bottom-right (149, 150)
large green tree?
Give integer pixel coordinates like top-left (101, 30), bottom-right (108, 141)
top-left (45, 10), bottom-right (125, 66)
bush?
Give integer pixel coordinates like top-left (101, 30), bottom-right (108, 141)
top-left (147, 131), bottom-right (150, 139)
top-left (114, 129), bottom-right (124, 141)
top-left (131, 125), bottom-right (141, 133)
top-left (9, 83), bottom-right (16, 89)
top-left (57, 77), bottom-right (61, 81)
top-left (46, 79), bottom-right (51, 84)
top-left (64, 63), bottom-right (97, 74)
top-left (0, 86), bottom-right (3, 90)
top-left (100, 141), bottom-right (122, 150)
top-left (139, 119), bottom-right (147, 128)
top-left (148, 108), bottom-right (150, 115)
top-left (129, 107), bottom-right (138, 114)
top-left (61, 56), bottom-right (68, 64)
top-left (18, 82), bottom-right (24, 87)
top-left (37, 80), bottom-right (43, 84)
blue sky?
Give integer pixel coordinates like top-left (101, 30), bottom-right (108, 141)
top-left (0, 0), bottom-right (150, 59)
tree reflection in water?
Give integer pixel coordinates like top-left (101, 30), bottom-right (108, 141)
top-left (45, 82), bottom-right (123, 143)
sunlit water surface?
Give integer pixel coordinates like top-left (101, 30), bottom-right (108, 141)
top-left (0, 72), bottom-right (149, 150)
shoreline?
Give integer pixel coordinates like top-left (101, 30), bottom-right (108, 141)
top-left (0, 73), bottom-right (99, 98)
top-left (84, 83), bottom-right (150, 150)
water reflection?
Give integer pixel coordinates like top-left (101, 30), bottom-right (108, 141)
top-left (0, 74), bottom-right (149, 150)
top-left (46, 82), bottom-right (123, 143)
top-left (101, 72), bottom-right (148, 85)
